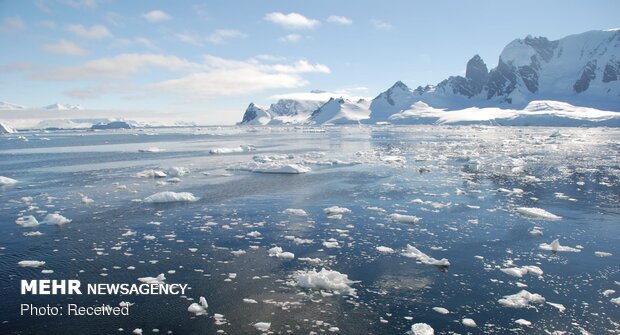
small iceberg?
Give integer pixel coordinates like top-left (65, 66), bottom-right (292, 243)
top-left (539, 239), bottom-right (581, 252)
top-left (209, 144), bottom-right (255, 154)
top-left (187, 296), bottom-right (208, 316)
top-left (144, 191), bottom-right (199, 203)
top-left (409, 323), bottom-right (434, 335)
top-left (229, 162), bottom-right (311, 174)
top-left (253, 322), bottom-right (271, 332)
top-left (390, 213), bottom-right (421, 224)
top-left (18, 260), bottom-right (46, 268)
top-left (498, 290), bottom-right (545, 308)
top-left (267, 246), bottom-right (295, 260)
top-left (516, 207), bottom-right (561, 220)
top-left (293, 268), bottom-right (357, 295)
top-left (42, 213), bottom-right (72, 225)
top-left (138, 273), bottom-right (166, 284)
top-left (0, 176), bottom-right (17, 186)
top-left (16, 215), bottom-right (40, 227)
top-left (401, 244), bottom-right (450, 267)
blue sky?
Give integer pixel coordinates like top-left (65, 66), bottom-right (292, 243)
top-left (0, 0), bottom-right (618, 125)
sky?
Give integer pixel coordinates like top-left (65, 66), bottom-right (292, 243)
top-left (0, 0), bottom-right (619, 125)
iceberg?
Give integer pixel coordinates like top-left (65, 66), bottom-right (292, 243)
top-left (401, 244), bottom-right (450, 267)
top-left (293, 268), bottom-right (357, 295)
top-left (144, 191), bottom-right (199, 203)
top-left (0, 176), bottom-right (17, 186)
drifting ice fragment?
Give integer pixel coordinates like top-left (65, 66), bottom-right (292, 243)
top-left (410, 323), bottom-right (434, 335)
top-left (389, 214), bottom-right (421, 224)
top-left (138, 273), bottom-right (166, 284)
top-left (294, 268), bottom-right (357, 295)
top-left (516, 207), bottom-right (561, 220)
top-left (462, 318), bottom-right (477, 328)
top-left (187, 296), bottom-right (208, 316)
top-left (539, 239), bottom-right (581, 252)
top-left (253, 322), bottom-right (271, 332)
top-left (16, 215), bottom-right (40, 227)
top-left (432, 307), bottom-right (449, 314)
top-left (144, 191), bottom-right (199, 203)
top-left (18, 260), bottom-right (46, 267)
top-left (376, 246), bottom-right (395, 254)
top-left (401, 244), bottom-right (450, 267)
top-left (498, 290), bottom-right (545, 308)
top-left (42, 213), bottom-right (72, 225)
top-left (0, 176), bottom-right (17, 186)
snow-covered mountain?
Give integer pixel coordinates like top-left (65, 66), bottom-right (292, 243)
top-left (43, 103), bottom-right (83, 111)
top-left (240, 29), bottom-right (620, 126)
top-left (239, 99), bottom-right (325, 125)
top-left (0, 122), bottom-right (16, 134)
top-left (0, 101), bottom-right (26, 110)
top-left (309, 98), bottom-right (370, 124)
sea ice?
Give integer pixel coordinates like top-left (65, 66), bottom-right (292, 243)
top-left (0, 176), bottom-right (17, 186)
top-left (187, 296), bottom-right (208, 316)
top-left (498, 290), bottom-right (545, 308)
top-left (268, 246), bottom-right (295, 260)
top-left (390, 214), bottom-right (421, 224)
top-left (138, 274), bottom-right (166, 284)
top-left (293, 268), bottom-right (357, 295)
top-left (231, 162), bottom-right (311, 174)
top-left (401, 244), bottom-right (450, 267)
top-left (432, 307), bottom-right (449, 314)
top-left (462, 318), bottom-right (477, 328)
top-left (539, 239), bottom-right (581, 252)
top-left (42, 213), bottom-right (72, 225)
top-left (209, 145), bottom-right (254, 154)
top-left (253, 322), bottom-right (271, 332)
top-left (376, 246), bottom-right (395, 254)
top-left (283, 208), bottom-right (308, 216)
top-left (515, 319), bottom-right (532, 327)
top-left (18, 260), bottom-right (46, 267)
top-left (324, 206), bottom-right (351, 216)
top-left (136, 169), bottom-right (167, 178)
top-left (516, 207), bottom-right (561, 220)
top-left (410, 323), bottom-right (434, 335)
top-left (16, 215), bottom-right (40, 227)
top-left (143, 191), bottom-right (199, 203)
top-left (500, 266), bottom-right (543, 278)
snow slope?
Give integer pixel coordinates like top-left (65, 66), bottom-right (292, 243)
top-left (309, 98), bottom-right (370, 124)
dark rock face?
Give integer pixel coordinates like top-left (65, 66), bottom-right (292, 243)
top-left (603, 60), bottom-right (619, 83)
top-left (240, 103), bottom-right (260, 124)
top-left (486, 60), bottom-right (517, 102)
top-left (574, 60), bottom-right (598, 93)
top-left (465, 55), bottom-right (489, 92)
top-left (91, 121), bottom-right (132, 130)
top-left (269, 99), bottom-right (302, 116)
top-left (518, 57), bottom-right (540, 93)
top-left (523, 36), bottom-right (557, 62)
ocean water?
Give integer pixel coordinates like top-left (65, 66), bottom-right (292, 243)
top-left (0, 125), bottom-right (619, 334)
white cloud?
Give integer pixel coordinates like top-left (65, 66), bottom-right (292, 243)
top-left (42, 39), bottom-right (87, 56)
top-left (151, 55), bottom-right (330, 99)
top-left (65, 24), bottom-right (112, 39)
top-left (1, 17), bottom-right (26, 32)
top-left (371, 19), bottom-right (392, 30)
top-left (206, 29), bottom-right (247, 44)
top-left (175, 33), bottom-right (203, 46)
top-left (263, 12), bottom-right (319, 29)
top-left (268, 90), bottom-right (371, 102)
top-left (142, 10), bottom-right (172, 23)
top-left (35, 54), bottom-right (195, 80)
top-left (327, 15), bottom-right (352, 25)
top-left (60, 0), bottom-right (99, 9)
top-left (279, 33), bottom-right (302, 43)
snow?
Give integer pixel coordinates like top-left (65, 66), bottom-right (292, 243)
top-left (516, 207), bottom-right (561, 220)
top-left (462, 318), bottom-right (477, 328)
top-left (498, 290), bottom-right (545, 308)
top-left (401, 244), bottom-right (450, 267)
top-left (293, 268), bottom-right (357, 295)
top-left (0, 176), bottom-right (18, 186)
top-left (18, 260), bottom-right (46, 267)
top-left (144, 191), bottom-right (199, 203)
top-left (389, 214), bottom-right (421, 224)
top-left (410, 323), bottom-right (434, 335)
top-left (136, 169), bottom-right (167, 178)
top-left (42, 213), bottom-right (72, 225)
top-left (253, 322), bottom-right (271, 332)
top-left (310, 98), bottom-right (370, 124)
top-left (539, 239), bottom-right (581, 252)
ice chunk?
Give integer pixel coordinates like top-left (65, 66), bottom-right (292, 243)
top-left (165, 166), bottom-right (190, 177)
top-left (144, 191), bottom-right (199, 203)
top-left (611, 297), bottom-right (620, 305)
top-left (529, 227), bottom-right (544, 236)
top-left (18, 260), bottom-right (46, 267)
top-left (401, 244), bottom-right (450, 267)
top-left (462, 318), bottom-right (477, 328)
top-left (253, 322), bottom-right (271, 332)
top-left (390, 214), bottom-right (421, 224)
top-left (16, 215), bottom-right (40, 227)
top-left (268, 246), bottom-right (295, 260)
top-left (410, 323), bottom-right (434, 335)
top-left (283, 208), bottom-right (307, 216)
top-left (539, 239), bottom-right (581, 252)
top-left (432, 307), bottom-right (449, 314)
top-left (516, 207), bottom-right (561, 220)
top-left (138, 147), bottom-right (163, 153)
top-left (294, 268), bottom-right (357, 295)
top-left (243, 298), bottom-right (258, 304)
top-left (231, 162), bottom-right (311, 174)
top-left (210, 145), bottom-right (255, 154)
top-left (594, 251), bottom-right (612, 257)
top-left (546, 302), bottom-right (566, 312)
top-left (138, 273), bottom-right (166, 284)
top-left (23, 231), bottom-right (44, 236)
top-left (42, 213), bottom-right (72, 225)
top-left (187, 296), bottom-right (208, 316)
top-left (376, 246), bottom-right (395, 254)
top-left (498, 290), bottom-right (545, 308)
top-left (0, 176), bottom-right (17, 186)
top-left (323, 241), bottom-right (339, 248)
top-left (132, 328), bottom-right (143, 335)
top-left (136, 169), bottom-right (167, 178)
top-left (500, 266), bottom-right (543, 278)
top-left (324, 206), bottom-right (351, 215)
top-left (515, 319), bottom-right (532, 327)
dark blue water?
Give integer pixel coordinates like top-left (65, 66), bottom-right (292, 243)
top-left (1, 126), bottom-right (618, 334)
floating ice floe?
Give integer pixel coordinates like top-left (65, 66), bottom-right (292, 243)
top-left (516, 207), bottom-right (561, 220)
top-left (0, 176), bottom-right (17, 186)
top-left (611, 297), bottom-right (620, 305)
top-left (376, 246), bottom-right (395, 254)
top-left (136, 169), bottom-right (167, 178)
top-left (283, 208), bottom-right (308, 216)
top-left (132, 328), bottom-right (143, 335)
top-left (529, 227), bottom-right (544, 236)
top-left (144, 191), bottom-right (199, 203)
top-left (80, 194), bottom-right (94, 204)
top-left (432, 307), bottom-right (449, 314)
top-left (515, 319), bottom-right (532, 327)
top-left (243, 298), bottom-right (258, 304)
top-left (253, 322), bottom-right (271, 332)
top-left (268, 246), bottom-right (295, 260)
top-left (16, 215), bottom-right (40, 227)
top-left (500, 266), bottom-right (543, 278)
top-left (229, 162), bottom-right (311, 174)
top-left (401, 245), bottom-right (450, 267)
top-left (165, 166), bottom-right (190, 176)
top-left (18, 260), bottom-right (46, 268)
top-left (42, 213), bottom-right (72, 225)
top-left (498, 290), bottom-right (545, 308)
top-left (293, 268), bottom-right (357, 295)
top-left (324, 206), bottom-right (351, 218)
top-left (594, 251), bottom-right (612, 257)
top-left (539, 239), bottom-right (581, 252)
top-left (210, 144), bottom-right (254, 154)
top-left (409, 323), bottom-right (434, 335)
top-left (138, 147), bottom-right (163, 153)
top-left (390, 213), bottom-right (421, 224)
top-left (187, 296), bottom-right (208, 316)
top-left (462, 318), bottom-right (477, 328)
top-left (323, 241), bottom-right (339, 248)
top-left (546, 301), bottom-right (566, 312)
top-left (23, 231), bottom-right (44, 237)
top-left (138, 273), bottom-right (166, 284)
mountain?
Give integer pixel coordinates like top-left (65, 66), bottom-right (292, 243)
top-left (239, 99), bottom-right (324, 125)
top-left (0, 101), bottom-right (26, 110)
top-left (43, 103), bottom-right (83, 111)
top-left (0, 122), bottom-right (16, 134)
top-left (239, 29), bottom-right (620, 126)
top-left (309, 98), bottom-right (370, 124)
